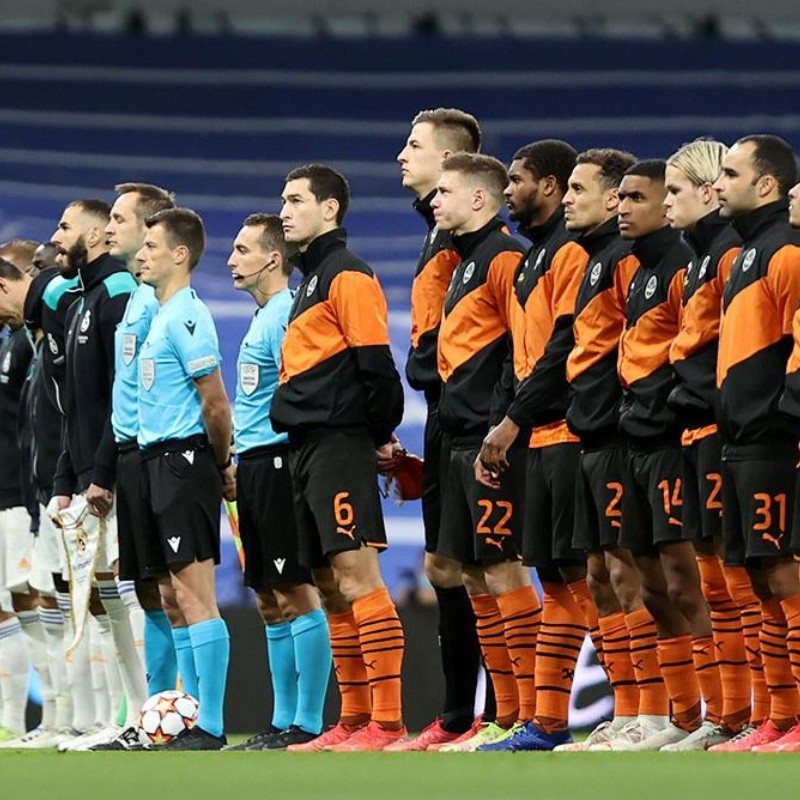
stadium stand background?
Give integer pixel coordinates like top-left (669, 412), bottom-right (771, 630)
top-left (2, 25), bottom-right (799, 731)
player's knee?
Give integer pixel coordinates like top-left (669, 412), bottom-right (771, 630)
top-left (423, 552), bottom-right (462, 589)
top-left (461, 566), bottom-right (488, 596)
top-left (257, 593), bottom-right (285, 625)
top-left (275, 584), bottom-right (320, 619)
top-left (312, 568), bottom-right (349, 614)
top-left (586, 569), bottom-right (616, 614)
top-left (610, 574), bottom-right (642, 614)
top-left (484, 561), bottom-right (530, 596)
top-left (765, 559), bottom-right (800, 601)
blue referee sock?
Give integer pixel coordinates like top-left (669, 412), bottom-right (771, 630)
top-left (143, 609), bottom-right (178, 695)
top-left (172, 626), bottom-right (199, 701)
top-left (290, 609), bottom-right (331, 735)
top-left (266, 621), bottom-right (297, 731)
top-left (188, 618), bottom-right (230, 738)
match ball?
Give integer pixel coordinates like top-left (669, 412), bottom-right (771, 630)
top-left (138, 690), bottom-right (199, 745)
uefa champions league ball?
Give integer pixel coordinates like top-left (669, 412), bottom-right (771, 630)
top-left (138, 690), bottom-right (199, 745)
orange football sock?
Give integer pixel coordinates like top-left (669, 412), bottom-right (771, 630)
top-left (352, 589), bottom-right (405, 728)
top-left (724, 565), bottom-right (768, 724)
top-left (656, 635), bottom-right (702, 731)
top-left (533, 582), bottom-right (586, 733)
top-left (598, 611), bottom-right (639, 718)
top-left (781, 594), bottom-right (800, 696)
top-left (470, 594), bottom-right (518, 727)
top-left (625, 606), bottom-right (668, 716)
top-left (759, 598), bottom-right (800, 728)
top-left (568, 579), bottom-right (604, 668)
top-left (327, 609), bottom-right (371, 724)
top-left (691, 636), bottom-right (723, 726)
top-left (496, 585), bottom-right (541, 721)
top-left (696, 555), bottom-right (749, 729)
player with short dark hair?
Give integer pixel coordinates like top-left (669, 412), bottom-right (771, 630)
top-left (662, 140), bottom-right (752, 751)
top-left (134, 207), bottom-right (234, 750)
top-left (272, 164), bottom-right (407, 752)
top-left (713, 136), bottom-right (800, 753)
top-left (424, 153), bottom-right (540, 753)
top-left (478, 139), bottom-right (599, 752)
top-left (554, 148), bottom-right (664, 752)
top-left (388, 108), bottom-right (486, 751)
top-left (613, 160), bottom-right (712, 751)
top-left (224, 213), bottom-right (331, 752)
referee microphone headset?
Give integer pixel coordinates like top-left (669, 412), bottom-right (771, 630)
top-left (235, 256), bottom-right (278, 279)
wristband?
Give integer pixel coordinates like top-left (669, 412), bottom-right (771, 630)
top-left (217, 457), bottom-right (232, 471)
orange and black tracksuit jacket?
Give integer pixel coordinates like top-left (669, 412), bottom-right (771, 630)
top-left (668, 210), bottom-right (740, 438)
top-left (618, 226), bottom-right (692, 444)
top-left (505, 207), bottom-right (588, 448)
top-left (437, 217), bottom-right (525, 443)
top-left (566, 218), bottom-right (638, 448)
top-left (718, 200), bottom-right (800, 454)
top-left (406, 190), bottom-right (460, 404)
top-left (271, 228), bottom-right (404, 447)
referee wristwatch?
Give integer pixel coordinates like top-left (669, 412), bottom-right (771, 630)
top-left (217, 456), bottom-right (232, 471)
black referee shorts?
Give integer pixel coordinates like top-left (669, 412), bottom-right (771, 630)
top-left (288, 427), bottom-right (386, 569)
top-left (116, 442), bottom-right (164, 580)
top-left (722, 447), bottom-right (797, 567)
top-left (523, 442), bottom-right (584, 568)
top-left (573, 444), bottom-right (627, 552)
top-left (619, 444), bottom-right (692, 556)
top-left (236, 443), bottom-right (312, 590)
top-left (682, 431), bottom-right (723, 544)
top-left (141, 435), bottom-right (222, 571)
top-left (437, 438), bottom-right (525, 566)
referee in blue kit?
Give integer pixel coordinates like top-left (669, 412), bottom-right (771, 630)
top-left (135, 207), bottom-right (234, 750)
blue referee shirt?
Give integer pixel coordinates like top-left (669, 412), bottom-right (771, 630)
top-left (112, 282), bottom-right (159, 444)
top-left (233, 288), bottom-right (292, 454)
top-left (137, 287), bottom-right (221, 448)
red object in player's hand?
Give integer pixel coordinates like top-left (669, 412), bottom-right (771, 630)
top-left (387, 452), bottom-right (424, 502)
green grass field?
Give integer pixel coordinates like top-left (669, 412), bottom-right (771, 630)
top-left (3, 748), bottom-right (800, 800)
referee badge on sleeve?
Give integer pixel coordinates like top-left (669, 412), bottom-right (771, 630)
top-left (122, 333), bottom-right (137, 366)
top-left (239, 362), bottom-right (259, 396)
top-left (140, 357), bottom-right (155, 391)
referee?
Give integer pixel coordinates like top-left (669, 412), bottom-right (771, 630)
top-left (135, 207), bottom-right (234, 750)
top-left (225, 213), bottom-right (330, 751)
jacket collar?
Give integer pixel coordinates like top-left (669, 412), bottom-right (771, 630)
top-left (518, 206), bottom-right (565, 247)
top-left (291, 228), bottom-right (348, 276)
top-left (78, 252), bottom-right (124, 293)
top-left (577, 217), bottom-right (620, 259)
top-left (630, 225), bottom-right (681, 267)
top-left (452, 217), bottom-right (505, 260)
top-left (684, 209), bottom-right (730, 256)
top-left (413, 190), bottom-right (437, 230)
top-left (731, 199), bottom-right (790, 242)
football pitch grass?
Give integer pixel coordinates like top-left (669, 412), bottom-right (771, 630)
top-left (3, 747), bottom-right (800, 800)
